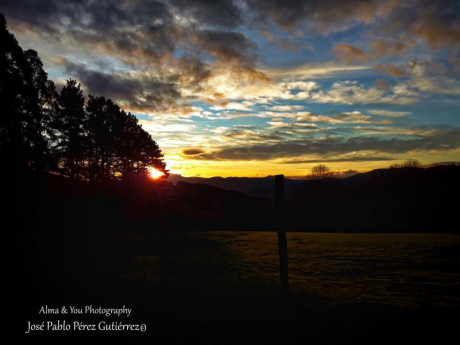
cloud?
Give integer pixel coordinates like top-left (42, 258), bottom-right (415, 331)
top-left (246, 0), bottom-right (393, 33)
top-left (264, 63), bottom-right (371, 80)
top-left (170, 0), bottom-right (243, 29)
top-left (1, 0), bottom-right (266, 110)
top-left (174, 55), bottom-right (212, 93)
top-left (374, 64), bottom-right (408, 77)
top-left (65, 61), bottom-right (181, 112)
top-left (332, 111), bottom-right (374, 123)
top-left (267, 119), bottom-right (291, 129)
top-left (223, 129), bottom-right (283, 142)
top-left (408, 59), bottom-right (448, 77)
top-left (3, 0), bottom-right (178, 62)
top-left (374, 79), bottom-right (390, 90)
top-left (211, 101), bottom-right (253, 111)
top-left (411, 1), bottom-right (460, 49)
top-left (196, 70), bottom-right (317, 104)
top-left (373, 0), bottom-right (460, 51)
top-left (450, 55), bottom-right (460, 71)
top-left (310, 81), bottom-right (419, 105)
top-left (139, 120), bottom-right (195, 134)
top-left (182, 148), bottom-right (207, 156)
top-left (368, 109), bottom-right (411, 118)
top-left (259, 30), bottom-right (301, 52)
top-left (246, 0), bottom-right (459, 55)
top-left (409, 77), bottom-right (460, 95)
top-left (2, 0), bottom-right (459, 173)
top-left (271, 105), bottom-right (305, 112)
top-left (280, 156), bottom-right (395, 164)
top-left (295, 111), bottom-right (391, 125)
top-left (193, 29), bottom-right (258, 66)
top-left (4, 0), bottom-right (459, 73)
top-left (295, 112), bottom-right (351, 125)
top-left (369, 39), bottom-right (414, 59)
top-left (333, 44), bottom-right (367, 63)
top-left (186, 127), bottom-right (460, 161)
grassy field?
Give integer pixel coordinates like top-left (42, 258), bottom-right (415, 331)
top-left (122, 231), bottom-right (460, 308)
top-left (18, 231), bottom-right (460, 343)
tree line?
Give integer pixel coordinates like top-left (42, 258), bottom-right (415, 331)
top-left (308, 159), bottom-right (424, 180)
top-left (0, 13), bottom-right (167, 182)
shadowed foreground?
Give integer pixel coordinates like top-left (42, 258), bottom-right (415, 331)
top-left (7, 168), bottom-right (460, 343)
top-left (15, 230), bottom-right (460, 344)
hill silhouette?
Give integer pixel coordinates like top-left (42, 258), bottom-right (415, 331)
top-left (166, 164), bottom-right (460, 232)
top-left (286, 164), bottom-right (460, 232)
top-left (11, 164), bottom-right (460, 343)
top-left (8, 163), bottom-right (460, 237)
top-left (167, 174), bottom-right (306, 198)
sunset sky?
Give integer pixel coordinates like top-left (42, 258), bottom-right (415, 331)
top-left (2, 0), bottom-right (460, 177)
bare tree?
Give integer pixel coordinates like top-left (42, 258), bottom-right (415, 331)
top-left (390, 159), bottom-right (422, 169)
top-left (403, 159), bottom-right (422, 168)
top-left (310, 164), bottom-right (333, 179)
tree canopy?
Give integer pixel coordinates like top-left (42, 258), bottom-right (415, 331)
top-left (0, 13), bottom-right (167, 181)
top-left (310, 164), bottom-right (333, 180)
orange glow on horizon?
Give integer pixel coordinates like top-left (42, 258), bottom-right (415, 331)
top-left (160, 151), bottom-right (460, 178)
top-left (148, 167), bottom-right (164, 179)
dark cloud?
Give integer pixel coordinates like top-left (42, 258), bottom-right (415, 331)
top-left (2, 0), bottom-right (459, 114)
top-left (246, 0), bottom-right (389, 32)
top-left (280, 156), bottom-right (394, 164)
top-left (3, 0), bottom-right (459, 61)
top-left (192, 29), bottom-right (268, 82)
top-left (247, 0), bottom-right (460, 52)
top-left (224, 129), bottom-right (283, 141)
top-left (373, 0), bottom-right (460, 50)
top-left (194, 29), bottom-right (257, 65)
top-left (414, 1), bottom-right (460, 49)
top-left (0, 0), bottom-right (59, 30)
top-left (63, 52), bottom-right (215, 110)
top-left (173, 55), bottom-right (212, 92)
top-left (0, 1), bottom-right (252, 66)
top-left (190, 127), bottom-right (460, 161)
top-left (2, 0), bottom-right (177, 62)
top-left (171, 0), bottom-right (243, 29)
top-left (182, 148), bottom-right (206, 156)
top-left (65, 61), bottom-right (180, 111)
top-left (1, 0), bottom-right (265, 107)
top-left (246, 0), bottom-right (459, 62)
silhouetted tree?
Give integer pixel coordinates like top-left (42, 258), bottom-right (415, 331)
top-left (54, 79), bottom-right (86, 180)
top-left (390, 159), bottom-right (422, 169)
top-left (0, 14), bottom-right (56, 173)
top-left (85, 95), bottom-right (118, 181)
top-left (24, 50), bottom-right (58, 169)
top-left (310, 164), bottom-right (333, 179)
top-left (129, 122), bottom-right (167, 179)
top-left (85, 95), bottom-right (167, 181)
top-left (1, 12), bottom-right (167, 182)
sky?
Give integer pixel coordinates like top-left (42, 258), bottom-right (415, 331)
top-left (2, 0), bottom-right (460, 177)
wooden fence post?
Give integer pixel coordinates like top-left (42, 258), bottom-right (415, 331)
top-left (275, 174), bottom-right (289, 290)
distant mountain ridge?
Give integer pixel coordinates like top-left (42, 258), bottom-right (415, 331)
top-left (9, 163), bottom-right (459, 234)
top-left (167, 163), bottom-right (460, 199)
top-left (165, 164), bottom-right (460, 232)
top-left (167, 174), bottom-right (303, 198)
top-left (285, 164), bottom-right (460, 232)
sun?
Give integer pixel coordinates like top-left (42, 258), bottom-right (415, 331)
top-left (147, 167), bottom-right (164, 179)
